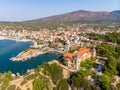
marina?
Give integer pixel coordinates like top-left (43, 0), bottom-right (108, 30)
top-left (0, 40), bottom-right (60, 75)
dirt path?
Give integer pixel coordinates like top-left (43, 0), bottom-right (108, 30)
top-left (8, 71), bottom-right (35, 90)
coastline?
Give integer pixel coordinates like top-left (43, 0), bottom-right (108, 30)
top-left (0, 36), bottom-right (43, 62)
top-left (0, 36), bottom-right (63, 62)
top-left (0, 36), bottom-right (33, 42)
top-left (9, 48), bottom-right (43, 62)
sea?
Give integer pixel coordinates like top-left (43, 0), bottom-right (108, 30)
top-left (0, 40), bottom-right (60, 75)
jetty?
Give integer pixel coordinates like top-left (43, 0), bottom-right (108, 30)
top-left (10, 46), bottom-right (65, 62)
top-left (10, 48), bottom-right (42, 61)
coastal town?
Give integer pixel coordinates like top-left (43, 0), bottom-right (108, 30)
top-left (1, 0), bottom-right (120, 89)
top-left (0, 23), bottom-right (120, 90)
top-left (0, 23), bottom-right (119, 61)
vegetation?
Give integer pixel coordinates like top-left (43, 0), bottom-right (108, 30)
top-left (0, 28), bottom-right (120, 89)
top-left (55, 79), bottom-right (69, 90)
top-left (96, 43), bottom-right (120, 76)
top-left (70, 58), bottom-right (98, 90)
top-left (33, 77), bottom-right (51, 90)
top-left (0, 71), bottom-right (12, 90)
top-left (7, 85), bottom-right (16, 90)
top-left (78, 69), bottom-right (90, 77)
top-left (87, 32), bottom-right (120, 44)
top-left (80, 59), bottom-right (95, 70)
top-left (20, 80), bottom-right (27, 86)
top-left (69, 46), bottom-right (81, 53)
top-left (69, 42), bottom-right (120, 90)
top-left (25, 73), bottom-right (40, 81)
top-left (98, 74), bottom-right (111, 90)
top-left (71, 73), bottom-right (95, 90)
top-left (96, 43), bottom-right (120, 89)
top-left (16, 87), bottom-right (21, 90)
top-left (117, 83), bottom-right (120, 90)
top-left (0, 62), bottom-right (64, 90)
top-left (40, 63), bottom-right (63, 84)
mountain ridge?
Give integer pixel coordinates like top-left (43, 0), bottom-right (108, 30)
top-left (0, 10), bottom-right (120, 23)
top-left (23, 10), bottom-right (120, 23)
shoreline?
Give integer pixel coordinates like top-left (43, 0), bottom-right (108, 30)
top-left (9, 48), bottom-right (43, 62)
top-left (0, 36), bottom-right (33, 42)
top-left (0, 36), bottom-right (43, 62)
top-left (0, 36), bottom-right (63, 62)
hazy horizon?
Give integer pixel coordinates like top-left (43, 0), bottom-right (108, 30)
top-left (0, 0), bottom-right (120, 22)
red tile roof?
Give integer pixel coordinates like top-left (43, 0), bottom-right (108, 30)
top-left (63, 52), bottom-right (75, 61)
top-left (63, 48), bottom-right (91, 61)
top-left (77, 48), bottom-right (91, 57)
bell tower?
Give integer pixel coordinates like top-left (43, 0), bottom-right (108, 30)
top-left (92, 45), bottom-right (96, 58)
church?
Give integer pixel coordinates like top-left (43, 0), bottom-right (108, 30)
top-left (63, 47), bottom-right (96, 70)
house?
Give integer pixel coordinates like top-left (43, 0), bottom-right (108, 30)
top-left (63, 52), bottom-right (75, 67)
top-left (63, 47), bottom-right (96, 70)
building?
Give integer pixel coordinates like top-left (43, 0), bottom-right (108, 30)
top-left (63, 48), bottom-right (96, 70)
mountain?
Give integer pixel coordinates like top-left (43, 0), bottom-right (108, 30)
top-left (24, 10), bottom-right (120, 23)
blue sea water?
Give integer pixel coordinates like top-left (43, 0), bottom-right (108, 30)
top-left (0, 40), bottom-right (60, 75)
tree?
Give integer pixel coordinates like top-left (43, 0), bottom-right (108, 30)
top-left (42, 63), bottom-right (63, 84)
top-left (104, 56), bottom-right (118, 75)
top-left (71, 73), bottom-right (93, 90)
top-left (33, 77), bottom-right (51, 90)
top-left (117, 83), bottom-right (120, 90)
top-left (33, 78), bottom-right (41, 90)
top-left (56, 79), bottom-right (69, 90)
top-left (78, 69), bottom-right (90, 77)
top-left (80, 59), bottom-right (94, 70)
top-left (5, 71), bottom-right (12, 80)
top-left (98, 74), bottom-right (111, 90)
top-left (96, 43), bottom-right (120, 76)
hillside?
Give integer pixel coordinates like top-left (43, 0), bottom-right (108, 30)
top-left (0, 61), bottom-right (70, 90)
top-left (24, 10), bottom-right (120, 23)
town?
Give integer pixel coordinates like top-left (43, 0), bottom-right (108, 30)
top-left (0, 0), bottom-right (120, 89)
top-left (0, 23), bottom-right (120, 90)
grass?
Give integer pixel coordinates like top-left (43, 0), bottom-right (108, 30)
top-left (0, 74), bottom-right (3, 79)
top-left (25, 73), bottom-right (40, 81)
top-left (7, 85), bottom-right (16, 90)
top-left (16, 87), bottom-right (21, 90)
top-left (0, 79), bottom-right (3, 83)
top-left (20, 80), bottom-right (27, 86)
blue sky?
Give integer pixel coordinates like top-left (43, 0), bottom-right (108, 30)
top-left (0, 0), bottom-right (120, 21)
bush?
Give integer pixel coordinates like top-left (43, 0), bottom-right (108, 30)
top-left (56, 79), bottom-right (69, 90)
top-left (7, 85), bottom-right (16, 90)
top-left (71, 73), bottom-right (93, 90)
top-left (117, 83), bottom-right (120, 90)
top-left (80, 59), bottom-right (94, 70)
top-left (42, 63), bottom-right (63, 84)
top-left (98, 74), bottom-right (111, 90)
top-left (33, 77), bottom-right (51, 90)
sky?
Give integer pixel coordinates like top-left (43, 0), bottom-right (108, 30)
top-left (0, 0), bottom-right (120, 21)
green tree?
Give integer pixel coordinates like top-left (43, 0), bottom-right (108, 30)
top-left (33, 78), bottom-right (41, 90)
top-left (104, 56), bottom-right (118, 75)
top-left (117, 83), bottom-right (120, 90)
top-left (78, 69), bottom-right (90, 77)
top-left (56, 79), bottom-right (69, 90)
top-left (42, 63), bottom-right (63, 84)
top-left (33, 77), bottom-right (50, 90)
top-left (80, 59), bottom-right (94, 70)
top-left (98, 74), bottom-right (111, 90)
top-left (71, 74), bottom-right (93, 90)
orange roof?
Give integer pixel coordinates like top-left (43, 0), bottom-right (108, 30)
top-left (63, 52), bottom-right (75, 61)
top-left (63, 48), bottom-right (91, 61)
top-left (77, 48), bottom-right (91, 57)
